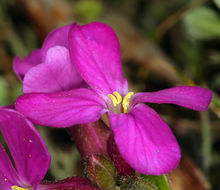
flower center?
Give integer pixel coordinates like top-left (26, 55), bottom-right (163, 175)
top-left (11, 186), bottom-right (31, 190)
top-left (108, 91), bottom-right (134, 113)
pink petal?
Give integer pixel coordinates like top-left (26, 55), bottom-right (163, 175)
top-left (110, 103), bottom-right (181, 175)
top-left (0, 109), bottom-right (50, 187)
top-left (38, 176), bottom-right (99, 190)
top-left (0, 177), bottom-right (13, 190)
top-left (69, 22), bottom-right (128, 96)
top-left (107, 133), bottom-right (135, 176)
top-left (0, 143), bottom-right (18, 189)
top-left (13, 49), bottom-right (41, 80)
top-left (41, 24), bottom-right (71, 60)
top-left (23, 46), bottom-right (83, 93)
top-left (15, 89), bottom-right (106, 128)
top-left (132, 86), bottom-right (213, 111)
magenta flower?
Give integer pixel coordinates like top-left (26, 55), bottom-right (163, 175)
top-left (15, 22), bottom-right (213, 175)
top-left (0, 109), bottom-right (50, 190)
top-left (0, 109), bottom-right (98, 190)
top-left (13, 24), bottom-right (84, 93)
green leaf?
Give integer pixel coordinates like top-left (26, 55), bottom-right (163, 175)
top-left (184, 6), bottom-right (220, 40)
top-left (141, 175), bottom-right (171, 190)
top-left (213, 0), bottom-right (220, 10)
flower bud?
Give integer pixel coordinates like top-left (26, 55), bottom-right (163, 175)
top-left (69, 120), bottom-right (110, 158)
top-left (85, 154), bottom-right (117, 190)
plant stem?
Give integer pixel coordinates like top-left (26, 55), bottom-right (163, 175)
top-left (200, 111), bottom-right (211, 177)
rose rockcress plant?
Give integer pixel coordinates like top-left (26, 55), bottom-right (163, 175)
top-left (14, 22), bottom-right (213, 176)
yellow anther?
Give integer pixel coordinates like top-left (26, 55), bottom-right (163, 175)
top-left (113, 91), bottom-right (122, 104)
top-left (122, 92), bottom-right (134, 113)
top-left (108, 91), bottom-right (134, 113)
top-left (11, 186), bottom-right (28, 190)
top-left (108, 94), bottom-right (118, 106)
top-left (108, 91), bottom-right (122, 107)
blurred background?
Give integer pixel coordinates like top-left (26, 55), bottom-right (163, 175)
top-left (0, 0), bottom-right (219, 189)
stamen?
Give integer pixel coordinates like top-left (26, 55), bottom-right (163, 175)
top-left (108, 91), bottom-right (122, 106)
top-left (108, 94), bottom-right (118, 106)
top-left (11, 186), bottom-right (27, 190)
top-left (113, 91), bottom-right (122, 104)
top-left (122, 92), bottom-right (134, 113)
top-left (108, 91), bottom-right (134, 113)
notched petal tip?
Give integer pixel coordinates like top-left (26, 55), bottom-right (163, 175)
top-left (202, 88), bottom-right (213, 110)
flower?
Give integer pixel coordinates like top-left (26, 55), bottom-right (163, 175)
top-left (15, 22), bottom-right (213, 175)
top-left (13, 24), bottom-right (84, 93)
top-left (0, 109), bottom-right (99, 190)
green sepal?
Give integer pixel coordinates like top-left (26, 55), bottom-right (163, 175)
top-left (141, 175), bottom-right (171, 190)
top-left (120, 176), bottom-right (157, 190)
top-left (120, 174), bottom-right (171, 190)
top-left (85, 154), bottom-right (117, 190)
